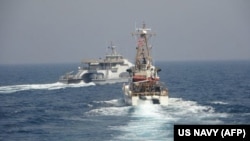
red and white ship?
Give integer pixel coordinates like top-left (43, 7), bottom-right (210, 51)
top-left (122, 23), bottom-right (169, 106)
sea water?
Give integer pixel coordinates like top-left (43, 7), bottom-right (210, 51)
top-left (0, 61), bottom-right (250, 141)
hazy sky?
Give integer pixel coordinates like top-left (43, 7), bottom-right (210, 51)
top-left (1, 0), bottom-right (250, 64)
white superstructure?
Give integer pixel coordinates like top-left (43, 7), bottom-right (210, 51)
top-left (59, 42), bottom-right (134, 85)
top-left (122, 23), bottom-right (169, 106)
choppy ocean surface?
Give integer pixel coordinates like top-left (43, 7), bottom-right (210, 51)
top-left (0, 61), bottom-right (250, 141)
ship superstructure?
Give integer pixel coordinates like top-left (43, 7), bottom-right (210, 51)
top-left (59, 42), bottom-right (133, 85)
top-left (122, 23), bottom-right (169, 106)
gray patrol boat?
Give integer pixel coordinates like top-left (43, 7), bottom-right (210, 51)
top-left (59, 42), bottom-right (134, 85)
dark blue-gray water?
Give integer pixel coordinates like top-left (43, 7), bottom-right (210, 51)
top-left (0, 61), bottom-right (250, 141)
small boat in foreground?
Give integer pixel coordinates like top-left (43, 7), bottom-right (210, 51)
top-left (122, 23), bottom-right (169, 106)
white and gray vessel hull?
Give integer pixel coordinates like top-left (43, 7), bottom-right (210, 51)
top-left (122, 84), bottom-right (168, 106)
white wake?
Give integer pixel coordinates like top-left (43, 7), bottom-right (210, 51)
top-left (109, 98), bottom-right (228, 141)
top-left (0, 81), bottom-right (95, 94)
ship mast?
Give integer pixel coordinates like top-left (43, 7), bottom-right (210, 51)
top-left (108, 41), bottom-right (117, 56)
top-left (132, 23), bottom-right (155, 70)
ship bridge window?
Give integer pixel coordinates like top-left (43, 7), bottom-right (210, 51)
top-left (89, 65), bottom-right (100, 70)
